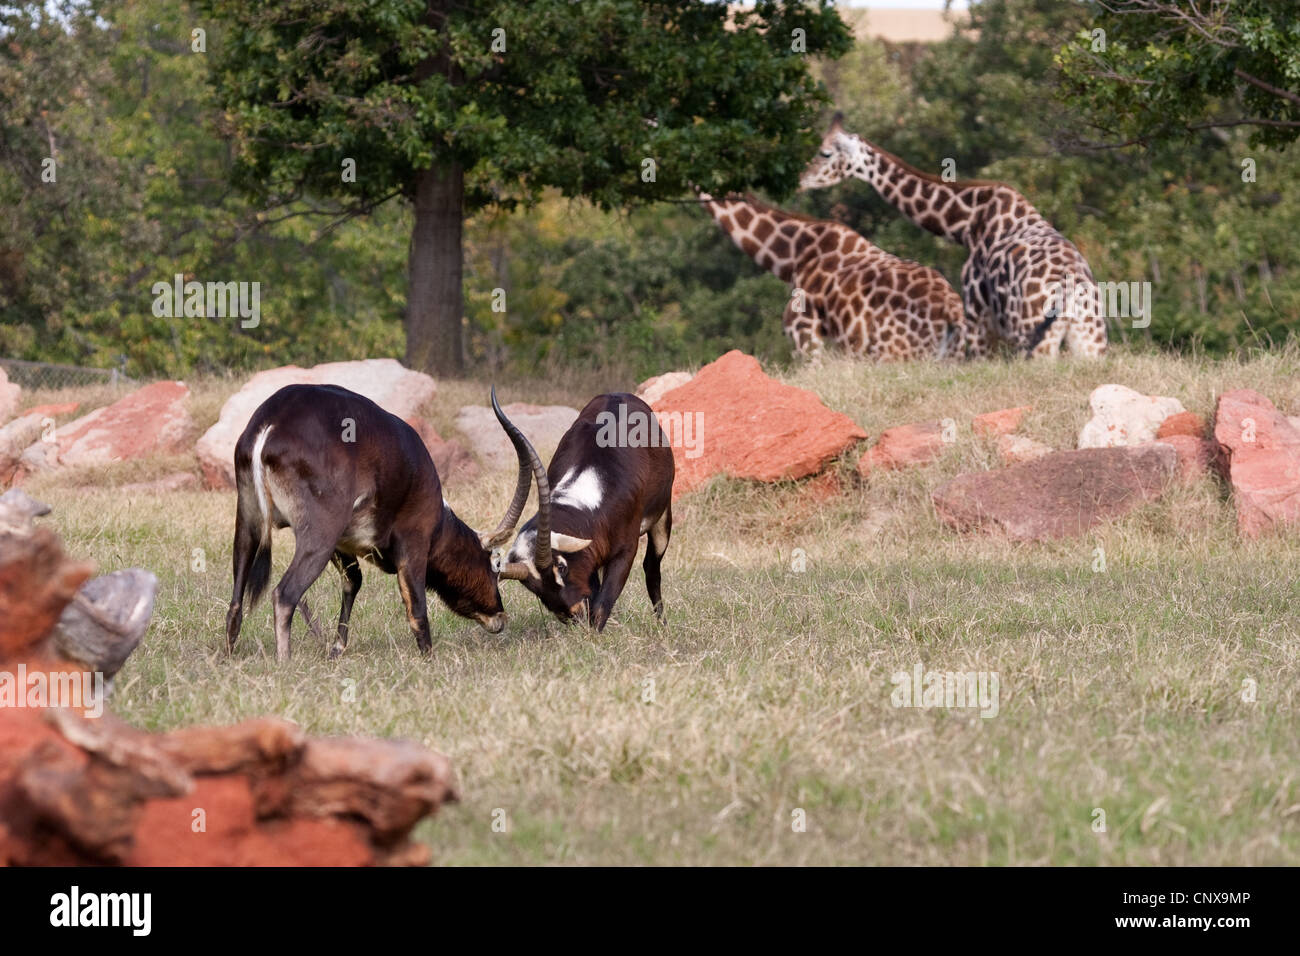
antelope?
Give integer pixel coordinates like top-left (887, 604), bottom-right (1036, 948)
top-left (224, 383), bottom-right (543, 661)
top-left (490, 389), bottom-right (675, 631)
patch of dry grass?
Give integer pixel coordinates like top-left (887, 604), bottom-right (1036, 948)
top-left (19, 345), bottom-right (1300, 865)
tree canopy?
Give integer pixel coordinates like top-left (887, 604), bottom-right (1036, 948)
top-left (197, 0), bottom-right (853, 373)
top-left (1058, 1), bottom-right (1300, 149)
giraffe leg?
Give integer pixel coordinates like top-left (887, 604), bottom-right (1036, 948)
top-left (783, 300), bottom-right (825, 361)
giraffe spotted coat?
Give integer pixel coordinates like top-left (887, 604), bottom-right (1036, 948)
top-left (801, 117), bottom-right (1108, 359)
top-left (700, 192), bottom-right (976, 361)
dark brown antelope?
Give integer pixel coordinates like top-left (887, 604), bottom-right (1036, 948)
top-left (490, 389), bottom-right (675, 631)
top-left (224, 383), bottom-right (543, 661)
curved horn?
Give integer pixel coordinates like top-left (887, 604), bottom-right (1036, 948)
top-left (487, 388), bottom-right (553, 570)
top-left (479, 386), bottom-right (537, 550)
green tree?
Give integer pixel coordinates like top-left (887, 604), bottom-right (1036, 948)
top-left (1059, 1), bottom-right (1300, 149)
top-left (197, 0), bottom-right (852, 375)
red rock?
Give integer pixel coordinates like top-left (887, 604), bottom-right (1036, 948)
top-left (997, 433), bottom-right (1053, 464)
top-left (857, 421), bottom-right (946, 475)
top-left (1213, 389), bottom-right (1300, 537)
top-left (1153, 436), bottom-right (1214, 483)
top-left (195, 359), bottom-right (437, 489)
top-left (405, 416), bottom-right (479, 484)
top-left (650, 350), bottom-right (866, 498)
top-left (23, 401), bottom-right (79, 420)
top-left (932, 444), bottom-right (1177, 541)
top-left (56, 382), bottom-right (193, 467)
top-left (0, 518), bottom-right (459, 867)
top-left (1156, 411), bottom-right (1207, 440)
top-left (973, 406), bottom-right (1030, 438)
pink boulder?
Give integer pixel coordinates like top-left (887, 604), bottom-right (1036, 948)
top-left (195, 359), bottom-right (437, 489)
top-left (56, 382), bottom-right (193, 467)
top-left (1213, 389), bottom-right (1300, 537)
top-left (973, 406), bottom-right (1030, 438)
top-left (857, 422), bottom-right (946, 475)
top-left (933, 444), bottom-right (1177, 541)
top-left (650, 350), bottom-right (866, 499)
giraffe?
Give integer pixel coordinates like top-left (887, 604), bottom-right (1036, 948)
top-left (698, 191), bottom-right (981, 361)
top-left (800, 115), bottom-right (1108, 359)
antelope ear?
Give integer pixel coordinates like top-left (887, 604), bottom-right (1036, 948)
top-left (550, 532), bottom-right (592, 553)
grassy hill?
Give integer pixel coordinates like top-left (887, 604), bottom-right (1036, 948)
top-left (23, 345), bottom-right (1300, 864)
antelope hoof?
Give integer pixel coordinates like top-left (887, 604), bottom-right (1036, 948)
top-left (328, 640), bottom-right (346, 660)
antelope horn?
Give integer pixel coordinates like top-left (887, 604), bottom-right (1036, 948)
top-left (486, 387), bottom-right (553, 571)
top-left (497, 561), bottom-right (532, 581)
top-left (479, 386), bottom-right (536, 550)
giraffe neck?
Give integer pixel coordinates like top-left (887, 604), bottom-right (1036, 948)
top-left (700, 193), bottom-right (834, 284)
top-left (852, 140), bottom-right (1012, 247)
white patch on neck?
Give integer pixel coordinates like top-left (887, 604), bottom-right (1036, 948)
top-left (552, 466), bottom-right (603, 511)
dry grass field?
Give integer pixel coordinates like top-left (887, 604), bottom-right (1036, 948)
top-left (20, 346), bottom-right (1300, 865)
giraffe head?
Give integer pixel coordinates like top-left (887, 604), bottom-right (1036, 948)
top-left (800, 113), bottom-right (873, 190)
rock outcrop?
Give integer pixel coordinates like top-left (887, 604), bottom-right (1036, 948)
top-left (648, 350), bottom-right (866, 498)
top-left (1077, 384), bottom-right (1185, 449)
top-left (1212, 389), bottom-right (1300, 537)
top-left (933, 444), bottom-right (1178, 541)
top-left (0, 491), bottom-right (458, 866)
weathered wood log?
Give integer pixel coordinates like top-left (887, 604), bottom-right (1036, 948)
top-left (53, 569), bottom-right (157, 682)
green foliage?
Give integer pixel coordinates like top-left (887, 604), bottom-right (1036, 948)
top-left (792, 0), bottom-right (1300, 355)
top-left (2, 0), bottom-right (1299, 376)
top-left (1058, 0), bottom-right (1300, 150)
top-left (462, 200), bottom-right (790, 379)
top-left (0, 0), bottom-right (409, 375)
top-left (198, 0), bottom-right (852, 212)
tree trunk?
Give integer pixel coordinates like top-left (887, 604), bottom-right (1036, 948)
top-left (406, 163), bottom-right (464, 376)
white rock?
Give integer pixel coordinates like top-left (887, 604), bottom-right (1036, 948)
top-left (635, 371), bottom-right (693, 407)
top-left (454, 402), bottom-right (579, 470)
top-left (1077, 384), bottom-right (1185, 449)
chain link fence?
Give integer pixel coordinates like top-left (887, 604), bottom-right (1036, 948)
top-left (0, 358), bottom-right (136, 392)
